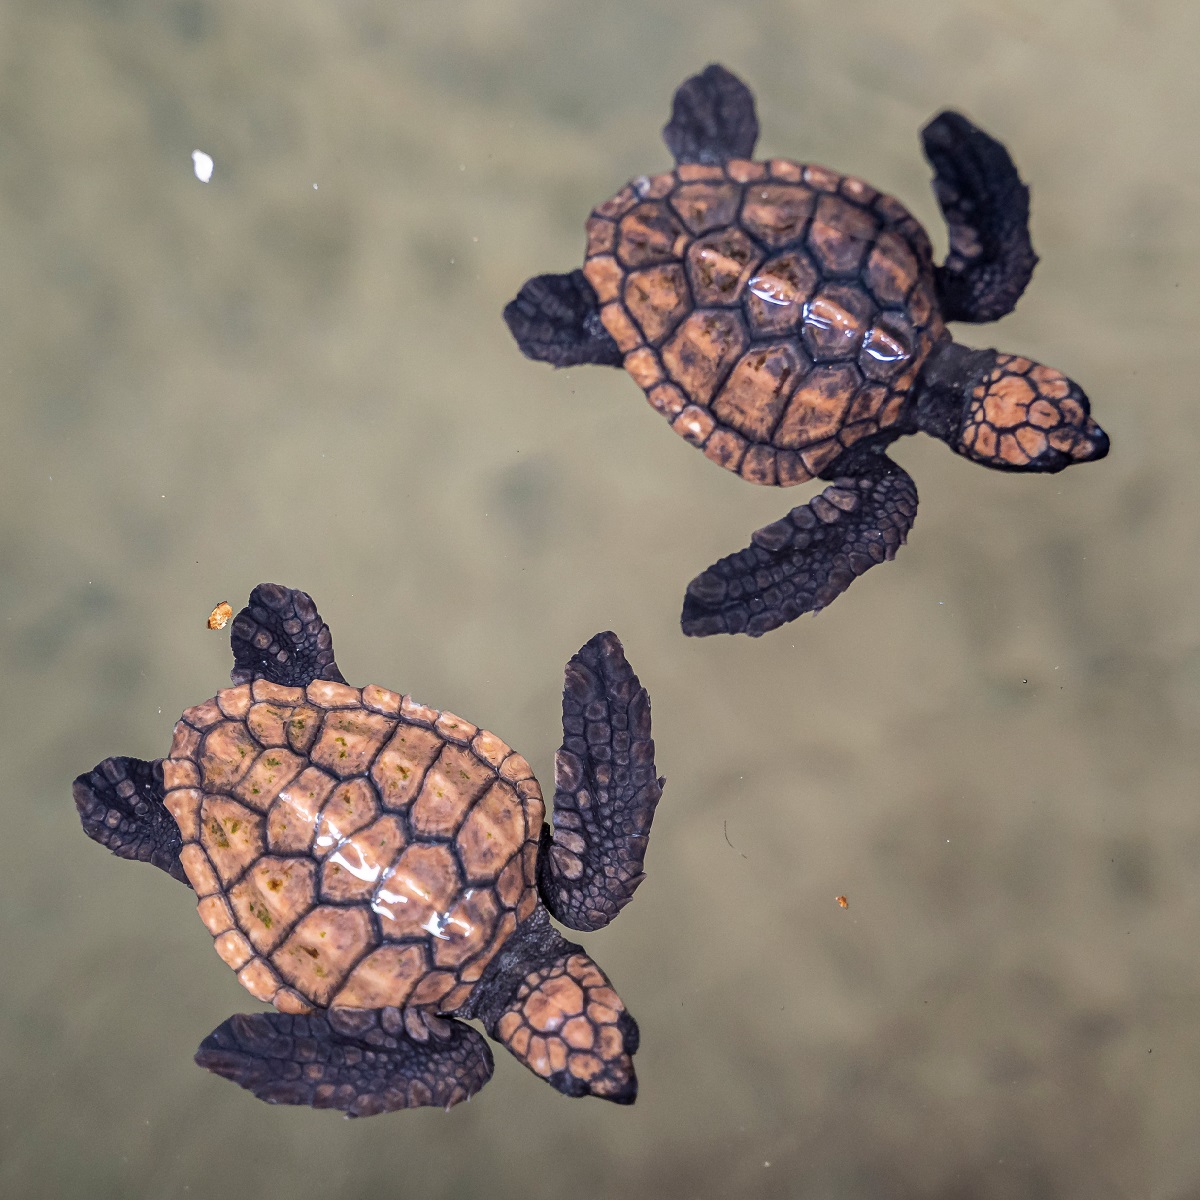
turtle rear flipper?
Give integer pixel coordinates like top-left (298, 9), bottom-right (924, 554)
top-left (195, 1008), bottom-right (493, 1117)
top-left (681, 454), bottom-right (919, 637)
top-left (73, 756), bottom-right (190, 886)
top-left (663, 63), bottom-right (759, 165)
top-left (230, 583), bottom-right (345, 688)
top-left (503, 270), bottom-right (623, 368)
top-left (921, 110), bottom-right (1038, 323)
top-left (538, 631), bottom-right (663, 932)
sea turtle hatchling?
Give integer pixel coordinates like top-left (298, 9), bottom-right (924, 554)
top-left (74, 584), bottom-right (662, 1115)
top-left (505, 65), bottom-right (1110, 637)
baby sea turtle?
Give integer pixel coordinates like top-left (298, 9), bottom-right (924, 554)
top-left (73, 584), bottom-right (662, 1115)
top-left (505, 65), bottom-right (1110, 637)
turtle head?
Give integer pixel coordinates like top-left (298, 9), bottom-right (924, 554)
top-left (918, 344), bottom-right (1108, 472)
top-left (956, 353), bottom-right (1108, 471)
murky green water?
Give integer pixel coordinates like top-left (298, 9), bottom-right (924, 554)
top-left (2, 1), bottom-right (1197, 1197)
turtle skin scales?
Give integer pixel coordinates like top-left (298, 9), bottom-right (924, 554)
top-left (163, 678), bottom-right (544, 1016)
top-left (582, 159), bottom-right (946, 487)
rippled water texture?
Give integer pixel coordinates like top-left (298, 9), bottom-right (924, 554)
top-left (2, 1), bottom-right (1197, 1197)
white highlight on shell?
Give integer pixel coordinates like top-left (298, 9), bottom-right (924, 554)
top-left (191, 150), bottom-right (214, 183)
top-left (421, 912), bottom-right (451, 941)
top-left (329, 846), bottom-right (381, 883)
top-left (747, 275), bottom-right (793, 306)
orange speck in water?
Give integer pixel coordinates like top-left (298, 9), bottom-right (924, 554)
top-left (208, 602), bottom-right (233, 630)
top-left (836, 895), bottom-right (849, 909)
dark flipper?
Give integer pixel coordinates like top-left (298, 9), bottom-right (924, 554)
top-left (464, 907), bottom-right (639, 1103)
top-left (73, 756), bottom-right (190, 886)
top-left (538, 632), bottom-right (663, 932)
top-left (681, 455), bottom-right (919, 637)
top-left (662, 63), bottom-right (759, 165)
top-left (503, 270), bottom-right (623, 369)
top-left (921, 111), bottom-right (1038, 323)
top-left (230, 583), bottom-right (345, 688)
top-left (195, 1008), bottom-right (493, 1117)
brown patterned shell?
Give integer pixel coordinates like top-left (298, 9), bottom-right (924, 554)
top-left (583, 159), bottom-right (947, 486)
top-left (161, 678), bottom-right (544, 1016)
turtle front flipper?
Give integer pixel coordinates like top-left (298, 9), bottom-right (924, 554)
top-left (681, 453), bottom-right (919, 636)
top-left (539, 632), bottom-right (663, 933)
top-left (230, 583), bottom-right (345, 688)
top-left (662, 63), bottom-right (759, 165)
top-left (468, 908), bottom-right (639, 1103)
top-left (195, 1008), bottom-right (493, 1116)
top-left (920, 111), bottom-right (1038, 323)
top-left (504, 269), bottom-right (623, 368)
top-left (73, 756), bottom-right (190, 885)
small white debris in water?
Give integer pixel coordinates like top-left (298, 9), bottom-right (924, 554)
top-left (313, 183), bottom-right (318, 190)
top-left (191, 150), bottom-right (214, 183)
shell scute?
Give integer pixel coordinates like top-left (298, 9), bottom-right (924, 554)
top-left (864, 231), bottom-right (920, 306)
top-left (409, 742), bottom-right (495, 838)
top-left (373, 843), bottom-right (461, 940)
top-left (372, 722), bottom-right (445, 811)
top-left (310, 709), bottom-right (394, 778)
top-left (616, 202), bottom-right (689, 268)
top-left (319, 813), bottom-right (406, 903)
top-left (801, 284), bottom-right (875, 362)
top-left (661, 310), bottom-right (748, 407)
top-left (740, 183), bottom-right (816, 246)
top-left (582, 253), bottom-right (623, 305)
top-left (200, 794), bottom-right (266, 885)
top-left (457, 780), bottom-right (526, 883)
top-left (246, 701), bottom-right (290, 747)
top-left (745, 249), bottom-right (820, 337)
top-left (266, 765), bottom-right (336, 854)
top-left (669, 181), bottom-right (741, 234)
top-left (775, 364), bottom-right (861, 451)
top-left (216, 685), bottom-right (253, 720)
top-left (283, 705), bottom-right (322, 754)
top-left (199, 721), bottom-right (259, 793)
top-left (685, 227), bottom-right (761, 306)
top-left (712, 341), bottom-right (808, 442)
top-left (271, 905), bottom-right (376, 1008)
top-left (432, 888), bottom-right (501, 969)
top-left (623, 263), bottom-right (691, 346)
top-left (807, 194), bottom-right (879, 275)
top-left (232, 747), bottom-right (307, 813)
top-left (332, 944), bottom-right (428, 1010)
top-left (306, 680), bottom-right (360, 709)
top-left (314, 777), bottom-right (379, 853)
top-left (229, 856), bottom-right (317, 954)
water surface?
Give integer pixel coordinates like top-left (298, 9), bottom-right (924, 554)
top-left (2, 1), bottom-right (1196, 1197)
